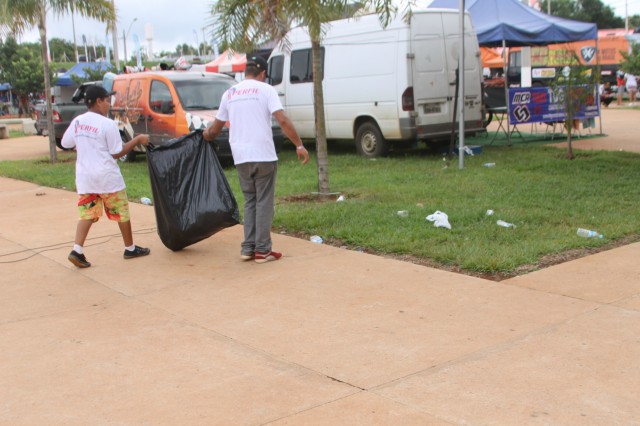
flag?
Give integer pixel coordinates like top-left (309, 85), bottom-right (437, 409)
top-left (133, 34), bottom-right (142, 68)
top-left (105, 35), bottom-right (111, 62)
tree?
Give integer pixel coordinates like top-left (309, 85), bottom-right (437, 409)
top-left (211, 0), bottom-right (406, 195)
top-left (0, 0), bottom-right (115, 163)
top-left (620, 43), bottom-right (640, 76)
top-left (70, 64), bottom-right (111, 85)
top-left (549, 58), bottom-right (597, 160)
top-left (49, 37), bottom-right (75, 62)
top-left (541, 0), bottom-right (626, 29)
top-left (0, 36), bottom-right (49, 116)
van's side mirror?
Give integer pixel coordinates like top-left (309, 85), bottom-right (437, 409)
top-left (160, 100), bottom-right (175, 114)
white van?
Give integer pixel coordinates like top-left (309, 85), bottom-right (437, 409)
top-left (267, 9), bottom-right (484, 157)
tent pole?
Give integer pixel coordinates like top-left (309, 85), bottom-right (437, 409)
top-left (597, 37), bottom-right (603, 135)
top-left (502, 39), bottom-right (510, 146)
top-left (459, 0), bottom-right (465, 169)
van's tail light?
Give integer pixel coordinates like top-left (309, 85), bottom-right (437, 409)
top-left (52, 110), bottom-right (61, 122)
top-left (402, 87), bottom-right (414, 111)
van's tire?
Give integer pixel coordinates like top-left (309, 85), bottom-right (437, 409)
top-left (355, 122), bottom-right (388, 158)
top-left (483, 108), bottom-right (493, 127)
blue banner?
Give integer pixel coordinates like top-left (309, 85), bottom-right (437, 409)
top-left (508, 85), bottom-right (600, 124)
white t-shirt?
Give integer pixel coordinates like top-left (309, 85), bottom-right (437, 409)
top-left (61, 111), bottom-right (125, 194)
top-left (625, 74), bottom-right (637, 89)
top-left (216, 79), bottom-right (282, 165)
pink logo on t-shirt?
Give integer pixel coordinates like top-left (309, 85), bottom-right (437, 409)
top-left (74, 122), bottom-right (99, 135)
top-left (227, 87), bottom-right (259, 100)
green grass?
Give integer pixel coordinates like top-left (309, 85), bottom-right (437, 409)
top-left (9, 130), bottom-right (26, 138)
top-left (2, 140), bottom-right (639, 276)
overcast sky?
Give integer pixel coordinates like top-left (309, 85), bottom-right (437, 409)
top-left (18, 0), bottom-right (640, 60)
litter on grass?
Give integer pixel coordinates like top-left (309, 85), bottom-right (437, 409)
top-left (426, 211), bottom-right (451, 229)
top-left (496, 220), bottom-right (516, 228)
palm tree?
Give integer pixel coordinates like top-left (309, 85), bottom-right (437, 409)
top-left (211, 0), bottom-right (408, 195)
top-left (0, 0), bottom-right (114, 163)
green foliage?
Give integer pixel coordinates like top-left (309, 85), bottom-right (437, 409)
top-left (0, 36), bottom-right (49, 98)
top-left (1, 144), bottom-right (640, 275)
top-left (70, 64), bottom-right (111, 85)
top-left (540, 0), bottom-right (626, 29)
top-left (48, 38), bottom-right (75, 62)
top-left (620, 43), bottom-right (640, 77)
top-left (548, 53), bottom-right (597, 159)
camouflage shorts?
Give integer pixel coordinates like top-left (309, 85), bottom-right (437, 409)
top-left (77, 189), bottom-right (130, 222)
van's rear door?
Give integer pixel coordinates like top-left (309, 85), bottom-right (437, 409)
top-left (410, 11), bottom-right (483, 138)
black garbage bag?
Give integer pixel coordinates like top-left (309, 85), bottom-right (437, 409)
top-left (146, 131), bottom-right (239, 251)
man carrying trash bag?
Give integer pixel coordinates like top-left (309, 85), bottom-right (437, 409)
top-left (204, 55), bottom-right (309, 263)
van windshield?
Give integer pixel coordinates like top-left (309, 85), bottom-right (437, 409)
top-left (173, 79), bottom-right (234, 110)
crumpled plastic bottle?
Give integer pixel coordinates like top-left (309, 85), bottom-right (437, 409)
top-left (310, 235), bottom-right (323, 244)
top-left (577, 228), bottom-right (603, 239)
top-left (140, 197), bottom-right (152, 205)
top-left (496, 219), bottom-right (516, 228)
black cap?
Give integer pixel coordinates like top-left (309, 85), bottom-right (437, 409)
top-left (246, 55), bottom-right (269, 76)
top-left (85, 85), bottom-right (116, 106)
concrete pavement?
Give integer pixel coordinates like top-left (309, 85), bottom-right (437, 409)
top-left (1, 110), bottom-right (640, 424)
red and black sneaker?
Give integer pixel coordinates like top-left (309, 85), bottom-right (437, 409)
top-left (254, 250), bottom-right (282, 263)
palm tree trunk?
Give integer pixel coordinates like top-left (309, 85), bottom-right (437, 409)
top-left (311, 40), bottom-right (330, 195)
top-left (38, 3), bottom-right (57, 163)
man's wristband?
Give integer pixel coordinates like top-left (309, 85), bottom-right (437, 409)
top-left (296, 145), bottom-right (305, 150)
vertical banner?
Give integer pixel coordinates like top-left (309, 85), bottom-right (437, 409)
top-left (213, 40), bottom-right (219, 59)
top-left (105, 35), bottom-right (111, 63)
top-left (82, 35), bottom-right (89, 61)
top-left (132, 34), bottom-right (142, 69)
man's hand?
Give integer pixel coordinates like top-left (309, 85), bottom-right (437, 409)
top-left (203, 120), bottom-right (225, 142)
top-left (296, 146), bottom-right (310, 165)
top-left (136, 134), bottom-right (150, 146)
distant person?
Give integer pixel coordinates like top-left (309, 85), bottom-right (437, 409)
top-left (625, 73), bottom-right (637, 104)
top-left (616, 71), bottom-right (625, 105)
top-left (203, 56), bottom-right (309, 263)
top-left (159, 62), bottom-right (168, 71)
top-left (599, 82), bottom-right (614, 108)
top-left (61, 86), bottom-right (151, 268)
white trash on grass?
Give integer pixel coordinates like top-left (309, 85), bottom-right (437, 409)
top-left (426, 211), bottom-right (451, 229)
top-left (496, 220), bottom-right (516, 228)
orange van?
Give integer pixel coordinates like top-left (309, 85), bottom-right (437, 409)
top-left (108, 70), bottom-right (283, 162)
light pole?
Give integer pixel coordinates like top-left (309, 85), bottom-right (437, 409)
top-left (122, 17), bottom-right (138, 67)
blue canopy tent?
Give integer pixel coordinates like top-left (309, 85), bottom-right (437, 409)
top-left (56, 62), bottom-right (112, 86)
top-left (429, 0), bottom-right (600, 140)
top-left (428, 0), bottom-right (597, 46)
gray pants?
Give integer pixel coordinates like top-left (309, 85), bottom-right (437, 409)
top-left (236, 161), bottom-right (278, 254)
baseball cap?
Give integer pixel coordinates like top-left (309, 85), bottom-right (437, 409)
top-left (85, 85), bottom-right (116, 105)
top-left (246, 55), bottom-right (269, 76)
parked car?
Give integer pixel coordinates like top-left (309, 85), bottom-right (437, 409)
top-left (109, 70), bottom-right (283, 162)
top-left (35, 81), bottom-right (101, 149)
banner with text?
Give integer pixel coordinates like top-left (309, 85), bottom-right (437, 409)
top-left (508, 85), bottom-right (600, 124)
